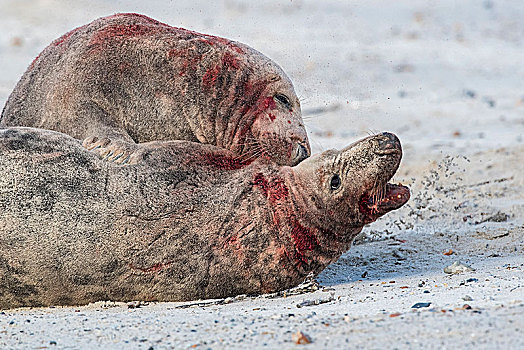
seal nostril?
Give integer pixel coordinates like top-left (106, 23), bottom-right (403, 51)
top-left (301, 143), bottom-right (310, 157)
top-left (294, 143), bottom-right (309, 164)
top-left (378, 132), bottom-right (400, 150)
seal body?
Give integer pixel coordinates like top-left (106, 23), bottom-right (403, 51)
top-left (0, 13), bottom-right (310, 166)
top-left (0, 128), bottom-right (409, 309)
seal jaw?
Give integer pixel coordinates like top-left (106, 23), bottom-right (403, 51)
top-left (359, 183), bottom-right (410, 223)
top-left (356, 132), bottom-right (410, 223)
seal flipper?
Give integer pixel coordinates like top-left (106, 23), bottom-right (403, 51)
top-left (82, 136), bottom-right (140, 165)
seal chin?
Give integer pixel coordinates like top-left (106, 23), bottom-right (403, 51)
top-left (359, 183), bottom-right (410, 223)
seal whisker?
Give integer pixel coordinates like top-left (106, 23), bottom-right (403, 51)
top-left (238, 151), bottom-right (262, 163)
top-left (235, 140), bottom-right (262, 148)
top-left (298, 95), bottom-right (309, 103)
top-left (238, 141), bottom-right (262, 155)
top-left (235, 146), bottom-right (263, 163)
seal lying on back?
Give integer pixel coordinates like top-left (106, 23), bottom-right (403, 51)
top-left (0, 128), bottom-right (409, 309)
top-left (0, 13), bottom-right (310, 166)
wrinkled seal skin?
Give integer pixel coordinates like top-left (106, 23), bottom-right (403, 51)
top-left (0, 128), bottom-right (409, 309)
top-left (0, 13), bottom-right (310, 166)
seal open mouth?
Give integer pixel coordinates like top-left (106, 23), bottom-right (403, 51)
top-left (359, 183), bottom-right (410, 222)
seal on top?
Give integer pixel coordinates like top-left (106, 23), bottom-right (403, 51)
top-left (0, 13), bottom-right (310, 166)
top-left (0, 128), bottom-right (409, 308)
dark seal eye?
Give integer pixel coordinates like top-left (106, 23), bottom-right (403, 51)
top-left (274, 93), bottom-right (292, 109)
top-left (330, 174), bottom-right (341, 190)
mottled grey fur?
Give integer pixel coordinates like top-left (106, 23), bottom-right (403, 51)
top-left (0, 127), bottom-right (408, 309)
top-left (0, 13), bottom-right (310, 166)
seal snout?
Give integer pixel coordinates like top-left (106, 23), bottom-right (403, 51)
top-left (292, 142), bottom-right (310, 165)
top-left (374, 132), bottom-right (401, 155)
top-left (285, 127), bottom-right (311, 166)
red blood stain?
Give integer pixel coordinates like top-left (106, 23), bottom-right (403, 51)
top-left (52, 26), bottom-right (82, 47)
top-left (225, 234), bottom-right (244, 257)
top-left (253, 173), bottom-right (320, 267)
top-left (200, 35), bottom-right (244, 54)
top-left (199, 153), bottom-right (252, 170)
top-left (171, 50), bottom-right (204, 77)
top-left (228, 234), bottom-right (238, 245)
top-left (262, 96), bottom-right (277, 110)
top-left (239, 105), bottom-right (251, 116)
top-left (166, 46), bottom-right (201, 75)
top-left (202, 64), bottom-right (222, 88)
top-left (253, 173), bottom-right (270, 196)
top-left (268, 113), bottom-right (276, 121)
top-left (290, 219), bottom-right (319, 264)
top-left (358, 193), bottom-right (377, 224)
top-left (130, 261), bottom-right (173, 273)
top-left (237, 79), bottom-right (271, 118)
top-left (90, 24), bottom-right (153, 47)
top-left (253, 173), bottom-right (289, 203)
top-left (287, 120), bottom-right (291, 124)
top-left (222, 52), bottom-right (240, 69)
top-left (167, 47), bottom-right (185, 59)
top-left (242, 80), bottom-right (263, 100)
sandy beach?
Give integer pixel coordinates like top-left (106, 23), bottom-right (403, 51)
top-left (0, 0), bottom-right (522, 348)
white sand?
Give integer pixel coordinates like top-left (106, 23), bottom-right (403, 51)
top-left (0, 0), bottom-right (522, 348)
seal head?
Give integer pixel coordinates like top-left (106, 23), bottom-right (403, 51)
top-left (242, 65), bottom-right (310, 166)
top-left (285, 132), bottom-right (410, 269)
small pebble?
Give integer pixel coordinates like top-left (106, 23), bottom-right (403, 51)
top-left (412, 302), bottom-right (431, 309)
top-left (463, 89), bottom-right (476, 98)
top-left (482, 96), bottom-right (496, 108)
top-left (444, 261), bottom-right (474, 274)
top-left (392, 250), bottom-right (406, 260)
top-left (462, 295), bottom-right (473, 301)
top-left (127, 301), bottom-right (141, 309)
top-left (292, 331), bottom-right (312, 344)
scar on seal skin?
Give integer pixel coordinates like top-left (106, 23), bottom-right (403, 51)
top-left (0, 127), bottom-right (409, 309)
top-left (0, 13), bottom-right (310, 166)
